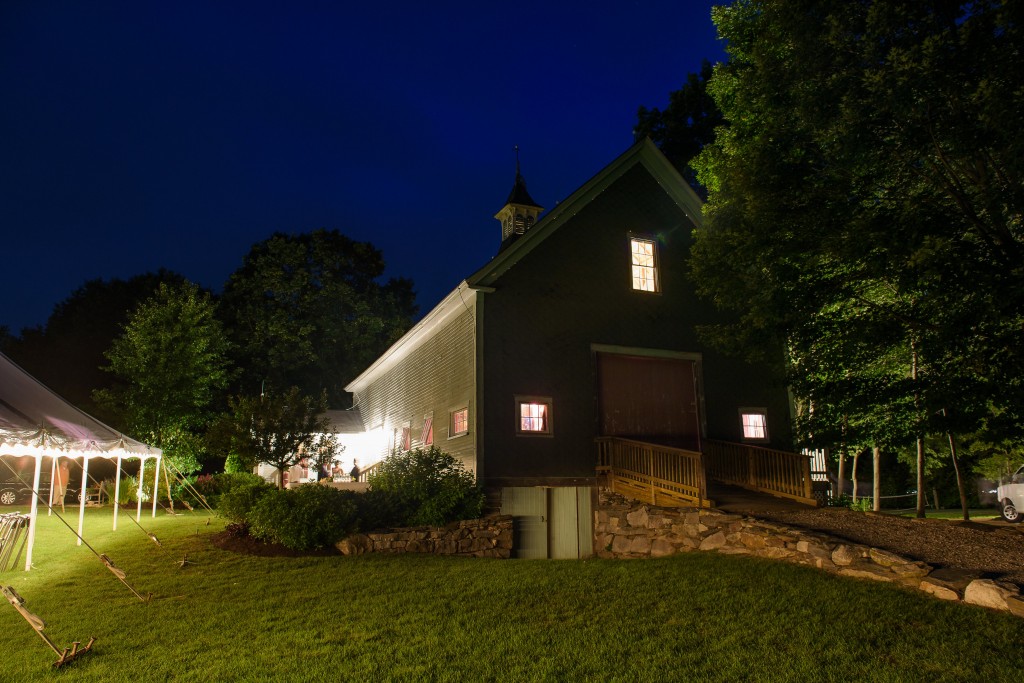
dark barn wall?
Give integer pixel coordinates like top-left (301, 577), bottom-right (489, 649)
top-left (480, 163), bottom-right (791, 483)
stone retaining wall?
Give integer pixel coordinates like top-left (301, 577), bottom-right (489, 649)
top-left (595, 490), bottom-right (1024, 618)
top-left (335, 515), bottom-right (513, 559)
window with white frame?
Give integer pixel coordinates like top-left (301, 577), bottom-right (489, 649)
top-left (739, 408), bottom-right (769, 442)
top-left (449, 407), bottom-right (469, 438)
top-left (516, 396), bottom-right (553, 436)
top-left (630, 237), bottom-right (659, 292)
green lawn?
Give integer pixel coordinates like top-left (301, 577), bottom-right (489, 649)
top-left (1, 507), bottom-right (1022, 682)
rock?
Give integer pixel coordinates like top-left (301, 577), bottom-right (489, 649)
top-left (651, 539), bottom-right (677, 558)
top-left (919, 579), bottom-right (960, 601)
top-left (718, 546), bottom-right (751, 555)
top-left (759, 546), bottom-right (795, 560)
top-left (889, 561), bottom-right (931, 580)
top-left (1007, 596), bottom-right (1024, 618)
top-left (611, 535), bottom-right (632, 554)
top-left (796, 540), bottom-right (831, 559)
top-left (699, 531), bottom-right (727, 551)
top-left (839, 566), bottom-right (892, 582)
top-left (831, 544), bottom-right (859, 566)
top-left (335, 534), bottom-right (371, 556)
top-left (925, 567), bottom-right (982, 595)
top-left (629, 535), bottom-right (653, 554)
top-left (626, 508), bottom-right (649, 528)
top-left (740, 532), bottom-right (766, 550)
top-left (869, 547), bottom-right (910, 568)
top-left (964, 579), bottom-right (1020, 612)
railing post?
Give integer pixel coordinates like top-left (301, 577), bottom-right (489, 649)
top-left (648, 446), bottom-right (655, 505)
top-left (802, 452), bottom-right (812, 500)
top-left (747, 446), bottom-right (755, 489)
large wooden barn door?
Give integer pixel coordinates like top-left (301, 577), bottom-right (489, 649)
top-left (597, 353), bottom-right (701, 451)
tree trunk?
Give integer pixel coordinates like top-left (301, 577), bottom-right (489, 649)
top-left (837, 419), bottom-right (848, 500)
top-left (872, 445), bottom-right (881, 512)
top-left (851, 449), bottom-right (860, 504)
top-left (912, 342), bottom-right (926, 519)
top-left (932, 488), bottom-right (940, 512)
top-left (943, 408), bottom-right (970, 521)
top-left (163, 461), bottom-right (175, 514)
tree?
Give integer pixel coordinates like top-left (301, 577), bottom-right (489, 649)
top-left (635, 59), bottom-right (724, 196)
top-left (212, 387), bottom-right (338, 489)
top-left (1, 270), bottom-right (185, 418)
top-left (219, 229), bottom-right (417, 406)
top-left (692, 0), bottom-right (1024, 513)
top-left (95, 281), bottom-right (233, 477)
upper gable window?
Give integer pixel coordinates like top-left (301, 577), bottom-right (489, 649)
top-left (739, 408), bottom-right (769, 442)
top-left (630, 237), bottom-right (659, 292)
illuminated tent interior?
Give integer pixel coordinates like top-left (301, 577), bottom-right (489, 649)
top-left (0, 352), bottom-right (162, 570)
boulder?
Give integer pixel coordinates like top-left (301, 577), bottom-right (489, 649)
top-left (964, 579), bottom-right (1021, 612)
top-left (699, 531), bottom-right (727, 551)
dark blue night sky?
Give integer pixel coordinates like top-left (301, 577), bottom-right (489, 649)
top-left (1, 1), bottom-right (724, 333)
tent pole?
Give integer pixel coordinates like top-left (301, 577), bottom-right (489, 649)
top-left (113, 454), bottom-right (123, 531)
top-left (151, 455), bottom-right (161, 518)
top-left (136, 458), bottom-right (145, 522)
top-left (77, 457), bottom-right (89, 546)
top-left (25, 451), bottom-right (44, 571)
top-left (47, 456), bottom-right (57, 517)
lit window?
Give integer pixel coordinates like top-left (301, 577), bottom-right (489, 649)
top-left (515, 396), bottom-right (553, 436)
top-left (449, 407), bottom-right (469, 438)
top-left (422, 415), bottom-right (434, 446)
top-left (401, 425), bottom-right (411, 451)
top-left (630, 237), bottom-right (659, 292)
top-left (740, 409), bottom-right (769, 441)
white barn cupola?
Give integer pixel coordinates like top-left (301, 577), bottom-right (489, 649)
top-left (495, 147), bottom-right (543, 248)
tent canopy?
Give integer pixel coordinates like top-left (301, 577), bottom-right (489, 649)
top-left (0, 352), bottom-right (159, 458)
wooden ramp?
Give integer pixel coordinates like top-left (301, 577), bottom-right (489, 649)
top-left (596, 437), bottom-right (819, 509)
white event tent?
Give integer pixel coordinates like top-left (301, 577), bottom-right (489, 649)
top-left (0, 352), bottom-right (162, 570)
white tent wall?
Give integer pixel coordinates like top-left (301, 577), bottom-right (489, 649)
top-left (0, 352), bottom-right (162, 570)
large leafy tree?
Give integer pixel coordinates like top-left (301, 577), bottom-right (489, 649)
top-left (635, 59), bottom-right (723, 196)
top-left (219, 229), bottom-right (417, 405)
top-left (1, 270), bottom-right (185, 418)
top-left (211, 387), bottom-right (338, 489)
top-left (692, 0), bottom-right (1024, 511)
top-left (95, 281), bottom-right (233, 475)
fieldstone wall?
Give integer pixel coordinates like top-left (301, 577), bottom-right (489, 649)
top-left (335, 515), bottom-right (513, 559)
top-left (595, 491), bottom-right (1024, 618)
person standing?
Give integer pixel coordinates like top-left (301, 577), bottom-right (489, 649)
top-left (54, 459), bottom-right (69, 513)
top-left (349, 460), bottom-right (360, 483)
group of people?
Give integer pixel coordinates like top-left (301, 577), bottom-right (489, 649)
top-left (329, 460), bottom-right (361, 483)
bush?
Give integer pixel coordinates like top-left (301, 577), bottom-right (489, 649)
top-left (178, 471), bottom-right (266, 510)
top-left (368, 447), bottom-right (485, 527)
top-left (218, 480), bottom-right (274, 524)
top-left (247, 484), bottom-right (359, 551)
top-left (353, 488), bottom-right (408, 532)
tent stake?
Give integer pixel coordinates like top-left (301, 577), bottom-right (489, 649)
top-left (2, 586), bottom-right (96, 668)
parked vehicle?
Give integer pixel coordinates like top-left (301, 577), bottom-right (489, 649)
top-left (0, 475), bottom-right (81, 506)
top-left (996, 465), bottom-right (1024, 523)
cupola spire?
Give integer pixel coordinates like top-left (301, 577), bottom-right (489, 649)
top-left (495, 145), bottom-right (543, 247)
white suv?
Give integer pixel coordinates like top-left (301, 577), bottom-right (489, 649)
top-left (997, 465), bottom-right (1024, 523)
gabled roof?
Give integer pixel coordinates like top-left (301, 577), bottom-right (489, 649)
top-left (344, 139), bottom-right (700, 395)
top-left (469, 137), bottom-right (702, 288)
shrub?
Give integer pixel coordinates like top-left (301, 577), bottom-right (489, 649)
top-left (247, 484), bottom-right (359, 551)
top-left (218, 480), bottom-right (274, 524)
top-left (368, 447), bottom-right (485, 527)
top-left (354, 488), bottom-right (408, 532)
top-left (178, 471), bottom-right (266, 510)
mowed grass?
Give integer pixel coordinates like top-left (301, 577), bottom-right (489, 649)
top-left (1, 507), bottom-right (1022, 682)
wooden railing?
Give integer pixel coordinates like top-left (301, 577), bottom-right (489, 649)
top-left (703, 440), bottom-right (815, 505)
top-left (354, 461), bottom-right (380, 483)
top-left (596, 437), bottom-right (713, 508)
